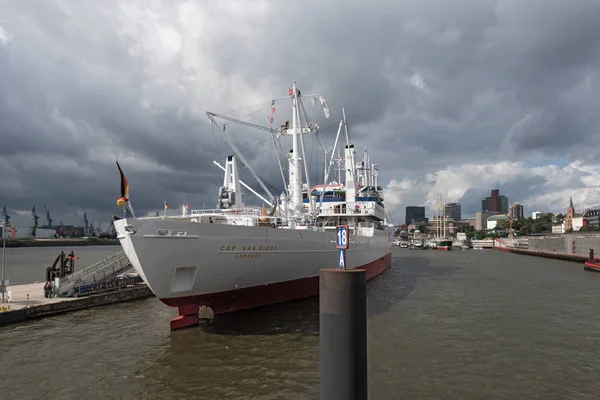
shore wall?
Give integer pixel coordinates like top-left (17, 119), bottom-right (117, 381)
top-left (496, 234), bottom-right (600, 263)
top-left (527, 235), bottom-right (600, 257)
top-left (528, 237), bottom-right (567, 253)
top-left (571, 237), bottom-right (600, 255)
top-left (496, 247), bottom-right (588, 263)
top-left (0, 286), bottom-right (153, 326)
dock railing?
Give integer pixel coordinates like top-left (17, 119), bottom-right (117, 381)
top-left (57, 251), bottom-right (132, 297)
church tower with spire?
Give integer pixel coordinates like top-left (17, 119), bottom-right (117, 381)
top-left (565, 197), bottom-right (575, 231)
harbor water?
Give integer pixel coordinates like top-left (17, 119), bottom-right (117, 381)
top-left (1, 246), bottom-right (600, 399)
top-left (1, 245), bottom-right (122, 285)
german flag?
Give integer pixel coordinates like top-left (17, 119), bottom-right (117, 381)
top-left (116, 161), bottom-right (129, 207)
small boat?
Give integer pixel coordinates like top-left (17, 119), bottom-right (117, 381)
top-left (584, 250), bottom-right (600, 272)
top-left (473, 245), bottom-right (483, 250)
top-left (584, 260), bottom-right (600, 272)
top-left (460, 245), bottom-right (469, 250)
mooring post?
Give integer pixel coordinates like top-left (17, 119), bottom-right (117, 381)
top-left (320, 268), bottom-right (368, 400)
top-left (590, 248), bottom-right (594, 262)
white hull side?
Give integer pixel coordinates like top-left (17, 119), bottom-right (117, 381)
top-left (114, 218), bottom-right (391, 300)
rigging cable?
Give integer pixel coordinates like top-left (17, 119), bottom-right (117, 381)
top-left (211, 123), bottom-right (221, 160)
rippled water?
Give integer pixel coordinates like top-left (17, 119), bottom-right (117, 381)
top-left (2, 248), bottom-right (600, 399)
top-left (1, 245), bottom-right (122, 284)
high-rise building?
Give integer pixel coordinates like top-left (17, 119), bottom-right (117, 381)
top-left (490, 189), bottom-right (499, 213)
top-left (444, 202), bottom-right (461, 221)
top-left (482, 189), bottom-right (508, 214)
top-left (405, 206), bottom-right (426, 225)
top-left (475, 211), bottom-right (499, 231)
top-left (482, 198), bottom-right (491, 212)
top-left (510, 203), bottom-right (524, 220)
top-left (500, 196), bottom-right (508, 215)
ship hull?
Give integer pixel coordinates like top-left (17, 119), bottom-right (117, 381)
top-left (436, 240), bottom-right (453, 251)
top-left (161, 251), bottom-right (391, 312)
top-left (114, 218), bottom-right (392, 329)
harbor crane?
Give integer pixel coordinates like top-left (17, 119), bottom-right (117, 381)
top-left (2, 206), bottom-right (10, 224)
top-left (44, 206), bottom-right (53, 228)
top-left (83, 213), bottom-right (89, 236)
top-left (508, 203), bottom-right (519, 239)
top-left (31, 207), bottom-right (40, 227)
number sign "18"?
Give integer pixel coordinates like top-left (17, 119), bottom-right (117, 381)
top-left (336, 225), bottom-right (349, 249)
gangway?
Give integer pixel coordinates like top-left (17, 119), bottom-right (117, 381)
top-left (56, 251), bottom-right (133, 297)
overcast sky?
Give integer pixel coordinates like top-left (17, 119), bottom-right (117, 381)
top-left (2, 0), bottom-right (600, 229)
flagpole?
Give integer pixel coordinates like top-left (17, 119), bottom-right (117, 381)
top-left (127, 199), bottom-right (136, 219)
top-left (1, 221), bottom-right (6, 303)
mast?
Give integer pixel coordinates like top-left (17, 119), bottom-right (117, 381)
top-left (342, 109), bottom-right (357, 203)
top-left (289, 82), bottom-right (303, 215)
top-left (337, 149), bottom-right (342, 183)
top-left (442, 198), bottom-right (446, 239)
top-left (436, 193), bottom-right (446, 239)
top-left (207, 81), bottom-right (327, 218)
top-left (297, 92), bottom-right (311, 214)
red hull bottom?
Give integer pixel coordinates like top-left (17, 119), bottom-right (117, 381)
top-left (584, 261), bottom-right (600, 272)
top-left (436, 247), bottom-right (450, 251)
top-left (165, 252), bottom-right (392, 330)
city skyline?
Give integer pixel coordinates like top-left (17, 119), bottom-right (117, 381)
top-left (0, 183), bottom-right (587, 229)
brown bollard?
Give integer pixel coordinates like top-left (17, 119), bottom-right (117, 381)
top-left (320, 268), bottom-right (367, 400)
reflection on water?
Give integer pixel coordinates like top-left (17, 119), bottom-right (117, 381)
top-left (2, 249), bottom-right (600, 399)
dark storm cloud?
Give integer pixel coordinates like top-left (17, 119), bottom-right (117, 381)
top-left (458, 188), bottom-right (490, 218)
top-left (1, 0), bottom-right (600, 226)
top-left (367, 0), bottom-right (600, 170)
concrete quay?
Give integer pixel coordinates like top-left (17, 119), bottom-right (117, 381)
top-left (0, 282), bottom-right (153, 327)
top-left (494, 246), bottom-right (589, 263)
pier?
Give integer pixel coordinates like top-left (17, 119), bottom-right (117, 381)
top-left (0, 250), bottom-right (151, 326)
top-left (0, 282), bottom-right (152, 326)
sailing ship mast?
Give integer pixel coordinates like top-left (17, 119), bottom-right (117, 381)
top-left (435, 193), bottom-right (447, 239)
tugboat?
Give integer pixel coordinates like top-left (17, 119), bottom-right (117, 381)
top-left (584, 249), bottom-right (600, 272)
